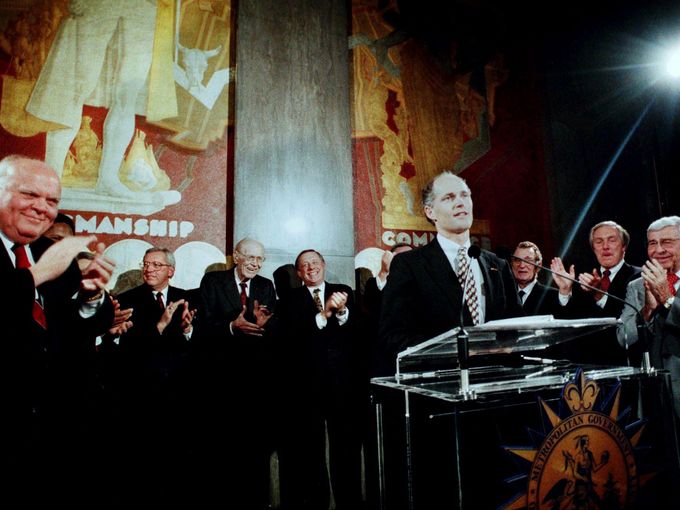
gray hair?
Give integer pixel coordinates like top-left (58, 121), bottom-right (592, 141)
top-left (0, 155), bottom-right (46, 186)
top-left (648, 216), bottom-right (680, 233)
top-left (589, 221), bottom-right (630, 248)
top-left (514, 240), bottom-right (543, 266)
top-left (144, 246), bottom-right (176, 268)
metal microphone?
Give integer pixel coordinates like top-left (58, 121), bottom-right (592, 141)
top-left (458, 245), bottom-right (481, 397)
top-left (509, 254), bottom-right (653, 371)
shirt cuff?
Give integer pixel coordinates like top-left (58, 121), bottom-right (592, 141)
top-left (558, 292), bottom-right (571, 306)
top-left (315, 312), bottom-right (328, 329)
top-left (376, 276), bottom-right (387, 290)
top-left (336, 308), bottom-right (349, 325)
top-left (79, 293), bottom-right (105, 318)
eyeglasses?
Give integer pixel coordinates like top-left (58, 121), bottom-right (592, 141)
top-left (141, 261), bottom-right (172, 270)
top-left (512, 258), bottom-right (538, 265)
top-left (647, 238), bottom-right (680, 249)
top-left (236, 251), bottom-right (265, 265)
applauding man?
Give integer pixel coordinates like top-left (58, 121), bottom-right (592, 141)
top-left (193, 238), bottom-right (277, 508)
top-left (0, 155), bottom-right (114, 494)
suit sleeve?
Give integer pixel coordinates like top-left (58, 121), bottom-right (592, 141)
top-left (652, 292), bottom-right (680, 358)
top-left (196, 273), bottom-right (238, 339)
top-left (617, 281), bottom-right (642, 348)
top-left (4, 267), bottom-right (38, 321)
top-left (377, 255), bottom-right (425, 375)
top-left (498, 258), bottom-right (523, 318)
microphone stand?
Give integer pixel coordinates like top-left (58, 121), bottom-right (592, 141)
top-left (510, 255), bottom-right (654, 373)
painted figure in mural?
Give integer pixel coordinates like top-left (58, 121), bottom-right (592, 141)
top-left (26, 0), bottom-right (172, 198)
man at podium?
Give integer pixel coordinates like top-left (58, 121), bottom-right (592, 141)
top-left (376, 171), bottom-right (522, 375)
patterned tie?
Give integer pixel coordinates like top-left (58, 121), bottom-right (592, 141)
top-left (518, 289), bottom-right (526, 304)
top-left (313, 288), bottom-right (324, 312)
top-left (668, 272), bottom-right (679, 297)
top-left (456, 247), bottom-right (480, 325)
top-left (12, 244), bottom-right (48, 329)
top-left (239, 280), bottom-right (248, 308)
top-left (155, 291), bottom-right (165, 311)
top-left (599, 269), bottom-right (611, 293)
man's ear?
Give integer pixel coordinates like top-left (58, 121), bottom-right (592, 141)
top-left (424, 206), bottom-right (435, 222)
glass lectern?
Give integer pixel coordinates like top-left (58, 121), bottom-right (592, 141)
top-left (370, 317), bottom-right (680, 509)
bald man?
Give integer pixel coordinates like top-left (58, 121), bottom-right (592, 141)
top-left (0, 155), bottom-right (114, 494)
top-left (192, 238), bottom-right (277, 508)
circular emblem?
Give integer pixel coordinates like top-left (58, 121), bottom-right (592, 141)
top-left (527, 411), bottom-right (637, 509)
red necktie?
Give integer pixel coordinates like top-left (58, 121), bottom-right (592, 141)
top-left (599, 270), bottom-right (611, 293)
top-left (239, 280), bottom-right (248, 308)
top-left (668, 272), bottom-right (679, 297)
top-left (13, 244), bottom-right (48, 329)
top-left (156, 291), bottom-right (165, 311)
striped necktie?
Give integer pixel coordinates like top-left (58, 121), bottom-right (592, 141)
top-left (456, 247), bottom-right (480, 325)
top-left (313, 288), bottom-right (324, 312)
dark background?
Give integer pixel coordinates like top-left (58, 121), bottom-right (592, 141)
top-left (376, 0), bottom-right (680, 272)
top-left (530, 0), bottom-right (680, 269)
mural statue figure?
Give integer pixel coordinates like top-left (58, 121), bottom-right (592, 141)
top-left (26, 0), bottom-right (174, 200)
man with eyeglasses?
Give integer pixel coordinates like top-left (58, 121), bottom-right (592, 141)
top-left (511, 241), bottom-right (568, 317)
top-left (192, 237), bottom-right (277, 509)
top-left (106, 246), bottom-right (195, 501)
top-left (618, 216), bottom-right (680, 420)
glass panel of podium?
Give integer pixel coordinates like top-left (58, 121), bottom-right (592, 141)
top-left (371, 318), bottom-right (680, 509)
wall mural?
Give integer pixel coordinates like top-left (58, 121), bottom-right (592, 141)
top-left (0, 0), bottom-right (233, 292)
top-left (350, 0), bottom-right (551, 277)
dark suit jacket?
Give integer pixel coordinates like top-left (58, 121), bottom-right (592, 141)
top-left (112, 283), bottom-right (195, 476)
top-left (521, 282), bottom-right (568, 317)
top-left (274, 282), bottom-right (362, 507)
top-left (362, 276), bottom-right (382, 332)
top-left (0, 236), bottom-right (114, 468)
top-left (195, 268), bottom-right (277, 346)
top-left (573, 262), bottom-right (641, 319)
top-left (115, 283), bottom-right (193, 379)
top-left (192, 268), bottom-right (277, 417)
top-left (377, 239), bottom-right (522, 375)
top-left (565, 262), bottom-right (641, 366)
top-left (276, 282), bottom-right (358, 395)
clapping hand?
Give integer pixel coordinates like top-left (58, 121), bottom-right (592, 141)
top-left (253, 299), bottom-right (273, 328)
top-left (108, 297), bottom-right (133, 335)
top-left (232, 306), bottom-right (265, 336)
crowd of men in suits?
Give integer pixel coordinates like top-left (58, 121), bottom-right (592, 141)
top-left (5, 153), bottom-right (680, 509)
